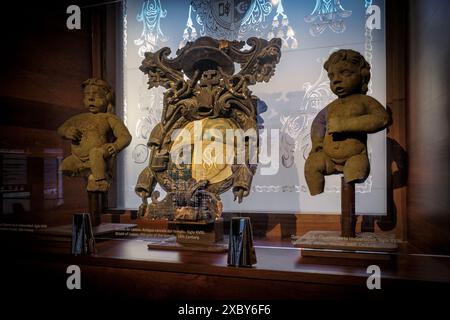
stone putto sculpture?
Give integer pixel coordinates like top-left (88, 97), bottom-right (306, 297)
top-left (305, 49), bottom-right (389, 196)
top-left (58, 79), bottom-right (132, 225)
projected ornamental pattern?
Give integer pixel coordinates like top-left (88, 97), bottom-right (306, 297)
top-left (135, 0), bottom-right (168, 57)
top-left (304, 0), bottom-right (352, 36)
top-left (267, 0), bottom-right (298, 50)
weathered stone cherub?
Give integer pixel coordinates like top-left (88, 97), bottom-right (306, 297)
top-left (305, 49), bottom-right (389, 195)
top-left (57, 79), bottom-right (132, 191)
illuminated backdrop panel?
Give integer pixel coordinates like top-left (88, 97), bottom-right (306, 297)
top-left (119, 0), bottom-right (386, 215)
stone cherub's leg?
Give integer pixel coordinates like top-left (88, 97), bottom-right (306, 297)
top-left (305, 151), bottom-right (336, 195)
top-left (59, 155), bottom-right (84, 177)
top-left (343, 154), bottom-right (370, 183)
top-left (86, 147), bottom-right (110, 192)
top-left (89, 147), bottom-right (109, 181)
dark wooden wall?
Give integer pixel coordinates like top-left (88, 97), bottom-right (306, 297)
top-left (385, 0), bottom-right (408, 241)
top-left (0, 1), bottom-right (117, 223)
top-left (407, 0), bottom-right (450, 254)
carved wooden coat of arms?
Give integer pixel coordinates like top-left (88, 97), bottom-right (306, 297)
top-left (135, 36), bottom-right (281, 222)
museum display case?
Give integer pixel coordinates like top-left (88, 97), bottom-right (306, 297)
top-left (0, 0), bottom-right (449, 305)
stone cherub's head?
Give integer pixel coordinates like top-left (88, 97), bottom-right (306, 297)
top-left (82, 78), bottom-right (114, 114)
top-left (324, 49), bottom-right (371, 98)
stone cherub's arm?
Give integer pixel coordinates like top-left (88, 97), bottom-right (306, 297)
top-left (328, 96), bottom-right (389, 134)
top-left (57, 115), bottom-right (82, 143)
top-left (107, 114), bottom-right (132, 154)
top-left (310, 106), bottom-right (328, 153)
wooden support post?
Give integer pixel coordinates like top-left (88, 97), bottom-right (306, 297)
top-left (87, 191), bottom-right (106, 227)
top-left (341, 177), bottom-right (356, 238)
